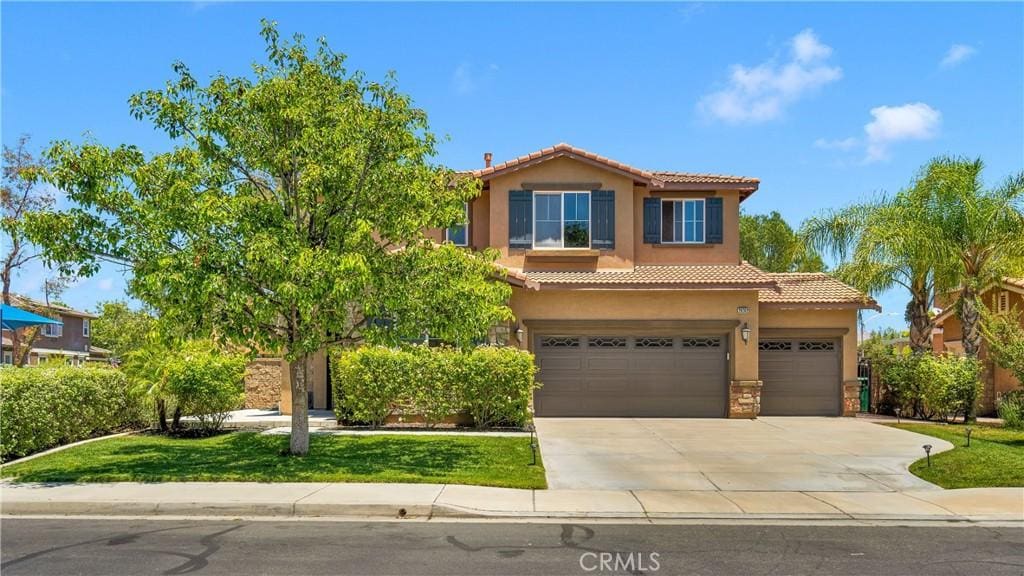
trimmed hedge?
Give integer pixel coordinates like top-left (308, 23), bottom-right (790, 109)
top-left (331, 346), bottom-right (538, 428)
top-left (0, 366), bottom-right (143, 461)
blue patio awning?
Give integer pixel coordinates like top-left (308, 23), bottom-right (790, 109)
top-left (1, 303), bottom-right (63, 331)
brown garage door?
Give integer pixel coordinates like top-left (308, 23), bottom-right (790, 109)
top-left (533, 334), bottom-right (727, 417)
top-left (758, 339), bottom-right (841, 416)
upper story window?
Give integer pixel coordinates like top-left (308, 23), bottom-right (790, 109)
top-left (996, 290), bottom-right (1009, 314)
top-left (83, 318), bottom-right (91, 337)
top-left (445, 202), bottom-right (469, 246)
top-left (535, 191), bottom-right (590, 249)
top-left (42, 322), bottom-right (63, 338)
top-left (661, 199), bottom-right (704, 244)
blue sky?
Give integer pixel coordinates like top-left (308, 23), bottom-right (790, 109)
top-left (3, 2), bottom-right (1023, 333)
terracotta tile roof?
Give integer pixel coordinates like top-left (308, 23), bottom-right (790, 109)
top-left (1003, 277), bottom-right (1024, 290)
top-left (759, 273), bottom-right (880, 310)
top-left (503, 262), bottom-right (777, 290)
top-left (468, 143), bottom-right (759, 191)
top-left (8, 294), bottom-right (96, 318)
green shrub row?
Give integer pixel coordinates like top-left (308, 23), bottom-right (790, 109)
top-left (875, 352), bottom-right (982, 422)
top-left (0, 366), bottom-right (144, 461)
top-left (997, 389), bottom-right (1024, 430)
top-left (331, 346), bottom-right (538, 428)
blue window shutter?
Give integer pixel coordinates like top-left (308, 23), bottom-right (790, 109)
top-left (643, 197), bottom-right (661, 244)
top-left (590, 190), bottom-right (615, 250)
top-left (509, 190), bottom-right (533, 249)
top-left (705, 197), bottom-right (724, 244)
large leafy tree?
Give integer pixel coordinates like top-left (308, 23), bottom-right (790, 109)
top-left (2, 136), bottom-right (56, 365)
top-left (91, 300), bottom-right (158, 360)
top-left (740, 211), bottom-right (825, 273)
top-left (24, 21), bottom-right (512, 454)
top-left (802, 185), bottom-right (951, 353)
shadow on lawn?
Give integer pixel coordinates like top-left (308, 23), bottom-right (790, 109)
top-left (9, 433), bottom-right (511, 483)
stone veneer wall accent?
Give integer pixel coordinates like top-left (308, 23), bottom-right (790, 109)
top-left (842, 379), bottom-right (861, 417)
top-left (729, 380), bottom-right (762, 418)
top-left (244, 358), bottom-right (283, 410)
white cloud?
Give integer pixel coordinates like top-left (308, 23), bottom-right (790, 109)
top-left (864, 103), bottom-right (941, 162)
top-left (698, 28), bottom-right (842, 124)
top-left (813, 137), bottom-right (859, 151)
top-left (940, 44), bottom-right (977, 68)
top-left (451, 62), bottom-right (498, 95)
top-left (97, 278), bottom-right (115, 291)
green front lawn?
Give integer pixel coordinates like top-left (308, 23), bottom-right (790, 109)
top-left (0, 432), bottom-right (546, 489)
top-left (889, 423), bottom-right (1024, 489)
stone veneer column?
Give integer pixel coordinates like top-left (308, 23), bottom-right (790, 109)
top-left (842, 379), bottom-right (861, 417)
top-left (243, 358), bottom-right (284, 410)
top-left (729, 380), bottom-right (762, 418)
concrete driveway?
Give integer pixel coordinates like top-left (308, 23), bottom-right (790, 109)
top-left (534, 417), bottom-right (953, 492)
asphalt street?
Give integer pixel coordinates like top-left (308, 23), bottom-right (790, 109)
top-left (1, 518), bottom-right (1022, 576)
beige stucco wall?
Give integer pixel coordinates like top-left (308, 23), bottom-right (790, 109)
top-left (510, 287), bottom-right (760, 381)
top-left (759, 307), bottom-right (859, 382)
top-left (632, 187), bottom-right (742, 265)
top-left (279, 349), bottom-right (329, 415)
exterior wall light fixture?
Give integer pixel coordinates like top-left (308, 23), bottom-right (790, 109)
top-left (740, 322), bottom-right (751, 345)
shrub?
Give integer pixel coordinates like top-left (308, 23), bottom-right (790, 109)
top-left (461, 346), bottom-right (537, 428)
top-left (161, 347), bottom-right (246, 434)
top-left (332, 345), bottom-right (538, 428)
top-left (997, 389), bottom-right (1024, 429)
top-left (876, 351), bottom-right (981, 422)
top-left (0, 365), bottom-right (143, 461)
top-left (332, 346), bottom-right (409, 426)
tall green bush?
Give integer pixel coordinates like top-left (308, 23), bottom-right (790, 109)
top-left (161, 347), bottom-right (246, 434)
top-left (0, 366), bottom-right (143, 461)
top-left (331, 346), bottom-right (538, 428)
top-left (996, 389), bottom-right (1024, 429)
top-left (876, 352), bottom-right (981, 422)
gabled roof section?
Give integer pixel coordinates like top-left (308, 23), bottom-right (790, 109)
top-left (932, 277), bottom-right (1024, 325)
top-left (8, 294), bottom-right (97, 319)
top-left (468, 143), bottom-right (760, 197)
top-left (759, 273), bottom-right (880, 311)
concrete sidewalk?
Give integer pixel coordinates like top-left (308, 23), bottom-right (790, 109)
top-left (2, 482), bottom-right (1021, 523)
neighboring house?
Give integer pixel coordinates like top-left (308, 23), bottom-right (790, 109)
top-left (266, 144), bottom-right (878, 418)
top-left (1, 295), bottom-right (98, 366)
top-left (931, 278), bottom-right (1024, 415)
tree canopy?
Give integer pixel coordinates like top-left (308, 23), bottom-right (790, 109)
top-left (25, 21), bottom-right (512, 454)
top-left (739, 211), bottom-right (825, 273)
top-left (90, 300), bottom-right (158, 360)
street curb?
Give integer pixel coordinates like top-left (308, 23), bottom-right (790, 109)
top-left (4, 500), bottom-right (1021, 524)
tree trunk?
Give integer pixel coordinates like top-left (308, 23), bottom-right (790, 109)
top-left (156, 399), bottom-right (168, 432)
top-left (959, 288), bottom-right (982, 423)
top-left (289, 354), bottom-right (310, 455)
top-left (907, 294), bottom-right (933, 354)
top-left (171, 406), bottom-right (182, 431)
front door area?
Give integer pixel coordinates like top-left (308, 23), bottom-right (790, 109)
top-left (533, 333), bottom-right (728, 417)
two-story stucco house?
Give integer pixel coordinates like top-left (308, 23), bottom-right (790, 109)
top-left (264, 144), bottom-right (879, 418)
top-left (1, 295), bottom-right (100, 366)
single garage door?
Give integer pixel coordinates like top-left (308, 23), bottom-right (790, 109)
top-left (534, 334), bottom-right (727, 417)
top-left (758, 339), bottom-right (841, 416)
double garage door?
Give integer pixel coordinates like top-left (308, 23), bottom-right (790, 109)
top-left (534, 334), bottom-right (727, 417)
top-left (533, 332), bottom-right (842, 418)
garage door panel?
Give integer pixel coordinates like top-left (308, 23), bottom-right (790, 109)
top-left (759, 339), bottom-right (841, 416)
top-left (534, 333), bottom-right (727, 417)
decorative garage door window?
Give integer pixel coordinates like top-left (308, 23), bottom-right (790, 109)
top-left (681, 337), bottom-right (721, 348)
top-left (799, 341), bottom-right (836, 351)
top-left (540, 336), bottom-right (580, 348)
top-left (635, 337), bottom-right (674, 348)
top-left (588, 337), bottom-right (627, 348)
top-left (758, 341), bottom-right (791, 352)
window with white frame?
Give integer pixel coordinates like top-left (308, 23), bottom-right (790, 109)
top-left (42, 323), bottom-right (63, 338)
top-left (661, 199), bottom-right (705, 243)
top-left (445, 202), bottom-right (469, 246)
top-left (2, 350), bottom-right (12, 365)
top-left (534, 191), bottom-right (590, 248)
top-left (83, 318), bottom-right (91, 337)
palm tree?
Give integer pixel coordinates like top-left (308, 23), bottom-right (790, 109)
top-left (802, 187), bottom-right (947, 353)
top-left (918, 157), bottom-right (1024, 359)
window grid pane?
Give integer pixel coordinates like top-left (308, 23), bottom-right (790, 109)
top-left (535, 194), bottom-right (563, 247)
top-left (563, 192), bottom-right (590, 248)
